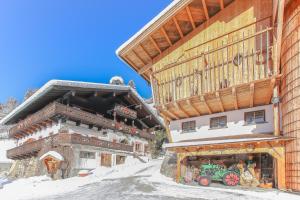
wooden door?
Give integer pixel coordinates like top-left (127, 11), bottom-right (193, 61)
top-left (101, 153), bottom-right (112, 167)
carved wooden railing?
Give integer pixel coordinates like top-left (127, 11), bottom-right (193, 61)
top-left (10, 102), bottom-right (154, 140)
top-left (7, 133), bottom-right (134, 159)
top-left (151, 19), bottom-right (275, 106)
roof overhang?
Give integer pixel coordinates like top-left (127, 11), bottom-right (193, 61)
top-left (163, 135), bottom-right (293, 149)
top-left (116, 0), bottom-right (235, 82)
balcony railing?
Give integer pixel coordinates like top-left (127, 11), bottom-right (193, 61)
top-left (7, 133), bottom-right (134, 159)
top-left (151, 19), bottom-right (275, 106)
top-left (10, 102), bottom-right (154, 140)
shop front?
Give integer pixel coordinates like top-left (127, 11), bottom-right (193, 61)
top-left (166, 137), bottom-right (290, 190)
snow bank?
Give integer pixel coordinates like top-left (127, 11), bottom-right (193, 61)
top-left (1, 158), bottom-right (299, 200)
top-left (146, 161), bottom-right (300, 200)
top-left (0, 156), bottom-right (148, 200)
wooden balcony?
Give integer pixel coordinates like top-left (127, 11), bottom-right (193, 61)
top-left (10, 102), bottom-right (154, 140)
top-left (7, 133), bottom-right (134, 159)
top-left (152, 24), bottom-right (280, 120)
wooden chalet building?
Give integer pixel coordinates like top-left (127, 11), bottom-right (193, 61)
top-left (117, 0), bottom-right (300, 191)
top-left (0, 79), bottom-right (163, 178)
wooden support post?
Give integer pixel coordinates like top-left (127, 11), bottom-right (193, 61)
top-left (232, 87), bottom-right (238, 110)
top-left (273, 85), bottom-right (280, 136)
top-left (276, 154), bottom-right (286, 190)
top-left (215, 92), bottom-right (224, 112)
top-left (273, 0), bottom-right (285, 75)
top-left (250, 83), bottom-right (255, 107)
top-left (162, 117), bottom-right (173, 143)
top-left (266, 78), bottom-right (276, 104)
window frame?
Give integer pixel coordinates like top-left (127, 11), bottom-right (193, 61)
top-left (181, 120), bottom-right (196, 133)
top-left (244, 110), bottom-right (266, 125)
top-left (209, 116), bottom-right (228, 129)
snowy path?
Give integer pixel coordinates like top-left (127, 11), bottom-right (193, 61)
top-left (1, 159), bottom-right (300, 200)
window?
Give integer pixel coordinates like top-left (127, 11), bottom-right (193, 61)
top-left (79, 151), bottom-right (95, 159)
top-left (182, 121), bottom-right (196, 133)
top-left (210, 116), bottom-right (227, 129)
top-left (245, 110), bottom-right (265, 125)
top-left (135, 143), bottom-right (142, 152)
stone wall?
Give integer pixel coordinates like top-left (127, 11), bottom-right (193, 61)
top-left (160, 151), bottom-right (177, 179)
top-left (8, 144), bottom-right (74, 179)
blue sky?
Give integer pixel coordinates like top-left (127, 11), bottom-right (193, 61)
top-left (0, 0), bottom-right (172, 103)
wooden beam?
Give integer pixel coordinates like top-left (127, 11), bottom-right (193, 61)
top-left (272, 0), bottom-right (279, 26)
top-left (132, 49), bottom-right (147, 66)
top-left (201, 0), bottom-right (210, 20)
top-left (219, 0), bottom-right (224, 10)
top-left (232, 87), bottom-right (238, 110)
top-left (250, 83), bottom-right (255, 107)
top-left (173, 17), bottom-right (184, 38)
top-left (274, 0), bottom-right (285, 74)
top-left (174, 102), bottom-right (189, 118)
top-left (200, 95), bottom-right (212, 114)
top-left (160, 112), bottom-right (171, 122)
top-left (138, 63), bottom-right (153, 75)
top-left (187, 100), bottom-right (201, 115)
top-left (186, 6), bottom-right (196, 29)
top-left (125, 55), bottom-right (139, 70)
top-left (215, 92), bottom-right (224, 112)
top-left (150, 36), bottom-right (162, 54)
top-left (161, 27), bottom-right (172, 47)
top-left (139, 44), bottom-right (152, 61)
top-left (162, 105), bottom-right (180, 120)
top-left (266, 78), bottom-right (276, 104)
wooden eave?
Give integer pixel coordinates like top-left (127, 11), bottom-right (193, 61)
top-left (156, 75), bottom-right (281, 120)
top-left (117, 0), bottom-right (235, 82)
top-left (167, 136), bottom-right (293, 153)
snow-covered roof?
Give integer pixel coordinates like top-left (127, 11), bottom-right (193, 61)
top-left (163, 136), bottom-right (292, 148)
top-left (39, 151), bottom-right (64, 161)
top-left (0, 80), bottom-right (164, 127)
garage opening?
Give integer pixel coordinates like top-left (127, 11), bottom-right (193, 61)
top-left (182, 153), bottom-right (275, 188)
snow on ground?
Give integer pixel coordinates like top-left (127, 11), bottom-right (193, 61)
top-left (0, 156), bottom-right (154, 200)
top-left (0, 157), bottom-right (299, 200)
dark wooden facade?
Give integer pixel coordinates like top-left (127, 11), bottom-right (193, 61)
top-left (10, 102), bottom-right (154, 140)
top-left (7, 133), bottom-right (133, 160)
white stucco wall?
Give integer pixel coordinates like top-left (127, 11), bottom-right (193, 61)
top-left (170, 105), bottom-right (274, 142)
top-left (17, 122), bottom-right (62, 145)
